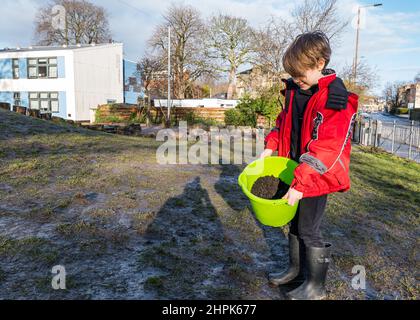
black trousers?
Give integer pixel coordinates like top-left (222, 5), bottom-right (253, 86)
top-left (289, 194), bottom-right (328, 248)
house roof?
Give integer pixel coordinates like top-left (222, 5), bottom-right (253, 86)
top-left (0, 43), bottom-right (122, 53)
top-left (237, 68), bottom-right (253, 75)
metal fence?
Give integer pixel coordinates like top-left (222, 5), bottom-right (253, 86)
top-left (352, 118), bottom-right (420, 163)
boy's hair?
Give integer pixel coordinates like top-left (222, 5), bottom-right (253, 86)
top-left (282, 31), bottom-right (331, 78)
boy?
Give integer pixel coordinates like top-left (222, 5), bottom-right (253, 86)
top-left (260, 31), bottom-right (358, 300)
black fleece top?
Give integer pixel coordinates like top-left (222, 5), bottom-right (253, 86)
top-left (290, 84), bottom-right (319, 162)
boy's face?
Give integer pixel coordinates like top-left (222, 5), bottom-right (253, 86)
top-left (292, 67), bottom-right (324, 90)
top-left (291, 59), bottom-right (326, 90)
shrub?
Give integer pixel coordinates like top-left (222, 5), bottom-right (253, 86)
top-left (180, 111), bottom-right (220, 128)
top-left (224, 108), bottom-right (244, 126)
top-left (128, 111), bottom-right (146, 124)
top-left (224, 85), bottom-right (283, 127)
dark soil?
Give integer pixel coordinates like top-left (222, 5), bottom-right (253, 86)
top-left (251, 176), bottom-right (289, 200)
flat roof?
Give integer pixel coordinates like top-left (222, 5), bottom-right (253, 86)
top-left (0, 43), bottom-right (122, 53)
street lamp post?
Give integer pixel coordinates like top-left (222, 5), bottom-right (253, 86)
top-left (352, 3), bottom-right (383, 84)
top-left (167, 26), bottom-right (171, 128)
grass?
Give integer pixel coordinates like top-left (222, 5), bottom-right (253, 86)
top-left (0, 268), bottom-right (5, 283)
top-left (0, 236), bottom-right (59, 265)
top-left (144, 276), bottom-right (165, 291)
top-left (0, 108), bottom-right (419, 300)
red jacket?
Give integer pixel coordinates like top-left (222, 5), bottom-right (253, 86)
top-left (264, 72), bottom-right (359, 198)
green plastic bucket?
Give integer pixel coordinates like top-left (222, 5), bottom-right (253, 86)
top-left (238, 156), bottom-right (299, 227)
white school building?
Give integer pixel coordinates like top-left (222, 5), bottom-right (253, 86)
top-left (0, 43), bottom-right (142, 122)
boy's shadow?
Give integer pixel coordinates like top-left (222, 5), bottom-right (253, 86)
top-left (214, 164), bottom-right (291, 298)
top-left (143, 176), bottom-right (257, 299)
top-left (145, 176), bottom-right (225, 243)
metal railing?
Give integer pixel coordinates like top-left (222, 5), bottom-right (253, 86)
top-left (352, 118), bottom-right (420, 162)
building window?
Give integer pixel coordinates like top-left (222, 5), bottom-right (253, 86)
top-left (12, 59), bottom-right (20, 79)
top-left (13, 92), bottom-right (21, 106)
top-left (128, 77), bottom-right (137, 86)
top-left (27, 57), bottom-right (58, 79)
top-left (29, 92), bottom-right (59, 113)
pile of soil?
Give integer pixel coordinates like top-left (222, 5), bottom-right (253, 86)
top-left (251, 175), bottom-right (289, 200)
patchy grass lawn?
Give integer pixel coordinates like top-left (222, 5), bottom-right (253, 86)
top-left (0, 109), bottom-right (418, 300)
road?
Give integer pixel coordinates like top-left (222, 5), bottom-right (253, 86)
top-left (367, 112), bottom-right (412, 125)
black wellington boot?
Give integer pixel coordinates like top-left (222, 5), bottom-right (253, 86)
top-left (268, 233), bottom-right (306, 287)
top-left (286, 243), bottom-right (332, 300)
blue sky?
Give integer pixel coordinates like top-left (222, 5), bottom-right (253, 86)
top-left (1, 0), bottom-right (420, 95)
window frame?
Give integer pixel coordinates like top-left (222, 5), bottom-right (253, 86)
top-left (29, 92), bottom-right (60, 113)
top-left (13, 92), bottom-right (21, 106)
top-left (12, 58), bottom-right (20, 79)
top-left (27, 57), bottom-right (58, 79)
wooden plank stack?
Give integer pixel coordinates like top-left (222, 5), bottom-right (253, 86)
top-left (94, 104), bottom-right (229, 124)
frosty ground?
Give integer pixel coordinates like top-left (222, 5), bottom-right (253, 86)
top-left (0, 108), bottom-right (418, 300)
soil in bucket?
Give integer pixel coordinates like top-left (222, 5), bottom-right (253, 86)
top-left (250, 175), bottom-right (289, 200)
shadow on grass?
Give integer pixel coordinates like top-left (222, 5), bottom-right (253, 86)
top-left (144, 176), bottom-right (225, 243)
top-left (214, 163), bottom-right (289, 299)
top-left (140, 172), bottom-right (287, 299)
top-left (140, 176), bottom-right (244, 299)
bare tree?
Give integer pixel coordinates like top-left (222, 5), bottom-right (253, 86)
top-left (253, 0), bottom-right (348, 84)
top-left (251, 17), bottom-right (292, 77)
top-left (414, 72), bottom-right (420, 83)
top-left (34, 0), bottom-right (111, 45)
top-left (205, 14), bottom-right (255, 99)
top-left (137, 54), bottom-right (165, 126)
top-left (148, 3), bottom-right (215, 100)
top-left (339, 58), bottom-right (378, 104)
top-left (292, 0), bottom-right (349, 42)
top-left (383, 81), bottom-right (405, 114)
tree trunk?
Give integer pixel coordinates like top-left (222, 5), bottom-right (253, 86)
top-left (145, 95), bottom-right (151, 127)
top-left (175, 68), bottom-right (185, 99)
top-left (227, 67), bottom-right (237, 99)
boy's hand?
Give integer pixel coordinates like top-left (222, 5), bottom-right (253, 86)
top-left (259, 149), bottom-right (273, 159)
top-left (282, 187), bottom-right (303, 206)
